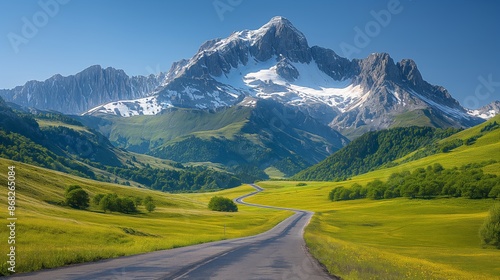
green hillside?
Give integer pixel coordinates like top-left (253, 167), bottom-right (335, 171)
top-left (0, 158), bottom-right (291, 276)
top-left (339, 107), bottom-right (467, 139)
top-left (80, 106), bottom-right (251, 153)
top-left (0, 103), bottom-right (242, 192)
top-left (246, 116), bottom-right (500, 279)
top-left (83, 99), bottom-right (348, 179)
top-left (293, 126), bottom-right (460, 181)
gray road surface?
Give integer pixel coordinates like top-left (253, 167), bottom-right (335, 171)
top-left (7, 184), bottom-right (334, 280)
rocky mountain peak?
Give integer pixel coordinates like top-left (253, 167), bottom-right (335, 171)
top-left (354, 53), bottom-right (401, 89)
top-left (250, 16), bottom-right (311, 63)
top-left (397, 59), bottom-right (424, 87)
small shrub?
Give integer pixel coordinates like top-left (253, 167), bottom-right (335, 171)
top-left (65, 185), bottom-right (89, 210)
top-left (208, 196), bottom-right (238, 212)
top-left (479, 203), bottom-right (500, 248)
top-left (145, 201), bottom-right (156, 213)
top-left (144, 196), bottom-right (156, 213)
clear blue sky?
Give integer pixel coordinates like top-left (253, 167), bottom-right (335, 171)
top-left (0, 0), bottom-right (498, 108)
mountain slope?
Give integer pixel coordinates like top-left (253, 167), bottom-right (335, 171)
top-left (0, 99), bottom-right (242, 191)
top-left (81, 98), bottom-right (348, 179)
top-left (294, 115), bottom-right (500, 181)
top-left (292, 126), bottom-right (460, 181)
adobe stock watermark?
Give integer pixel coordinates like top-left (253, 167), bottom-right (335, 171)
top-left (339, 0), bottom-right (404, 59)
top-left (7, 0), bottom-right (71, 54)
top-left (213, 0), bottom-right (243, 21)
top-left (145, 64), bottom-right (162, 77)
top-left (463, 74), bottom-right (500, 109)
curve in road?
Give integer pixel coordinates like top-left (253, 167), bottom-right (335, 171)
top-left (8, 184), bottom-right (334, 280)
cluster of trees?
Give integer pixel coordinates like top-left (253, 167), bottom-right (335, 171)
top-left (64, 185), bottom-right (157, 213)
top-left (329, 162), bottom-right (500, 201)
top-left (481, 120), bottom-right (499, 133)
top-left (93, 193), bottom-right (156, 213)
top-left (0, 131), bottom-right (97, 179)
top-left (93, 193), bottom-right (137, 213)
top-left (273, 156), bottom-right (309, 177)
top-left (208, 196), bottom-right (238, 212)
top-left (294, 127), bottom-right (460, 181)
top-left (105, 165), bottom-right (241, 192)
top-left (405, 120), bottom-right (499, 163)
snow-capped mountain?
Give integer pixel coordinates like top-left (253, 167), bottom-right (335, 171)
top-left (0, 65), bottom-right (165, 114)
top-left (85, 16), bottom-right (488, 137)
top-left (2, 16), bottom-right (494, 136)
top-left (468, 101), bottom-right (500, 120)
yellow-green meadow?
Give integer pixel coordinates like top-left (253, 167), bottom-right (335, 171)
top-left (0, 159), bottom-right (291, 275)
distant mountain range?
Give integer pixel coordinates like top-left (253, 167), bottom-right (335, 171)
top-left (1, 16), bottom-right (497, 139)
top-left (0, 65), bottom-right (165, 115)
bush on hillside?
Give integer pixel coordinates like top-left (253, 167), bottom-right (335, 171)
top-left (97, 193), bottom-right (138, 214)
top-left (479, 203), bottom-right (500, 248)
top-left (208, 196), bottom-right (238, 212)
top-left (65, 185), bottom-right (89, 209)
top-left (144, 195), bottom-right (156, 213)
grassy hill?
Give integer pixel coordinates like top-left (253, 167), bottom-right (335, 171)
top-left (294, 115), bottom-right (500, 181)
top-left (246, 115), bottom-right (500, 279)
top-left (0, 158), bottom-right (291, 276)
top-left (80, 106), bottom-right (251, 153)
top-left (82, 99), bottom-right (348, 179)
top-left (293, 126), bottom-right (460, 181)
top-left (1, 105), bottom-right (244, 193)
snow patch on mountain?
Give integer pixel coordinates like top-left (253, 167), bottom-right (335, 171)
top-left (409, 89), bottom-right (470, 120)
top-left (86, 96), bottom-right (172, 117)
top-left (213, 56), bottom-right (368, 113)
top-left (467, 109), bottom-right (497, 120)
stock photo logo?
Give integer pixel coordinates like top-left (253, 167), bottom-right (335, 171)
top-left (339, 0), bottom-right (404, 59)
top-left (213, 0), bottom-right (243, 21)
top-left (7, 0), bottom-right (70, 54)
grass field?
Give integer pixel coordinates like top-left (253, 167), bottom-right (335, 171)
top-left (0, 159), bottom-right (291, 276)
top-left (1, 115), bottom-right (498, 278)
top-left (243, 117), bottom-right (500, 279)
top-left (247, 181), bottom-right (499, 279)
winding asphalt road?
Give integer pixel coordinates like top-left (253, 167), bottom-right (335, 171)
top-left (9, 184), bottom-right (334, 280)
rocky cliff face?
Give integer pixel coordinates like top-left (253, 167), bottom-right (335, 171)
top-left (0, 65), bottom-right (165, 114)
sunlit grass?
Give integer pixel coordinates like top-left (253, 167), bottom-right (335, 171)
top-left (0, 159), bottom-right (291, 275)
top-left (247, 180), bottom-right (500, 279)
